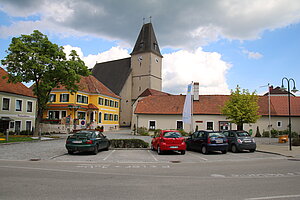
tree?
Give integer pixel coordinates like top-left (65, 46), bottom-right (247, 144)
top-left (1, 30), bottom-right (90, 136)
top-left (221, 85), bottom-right (261, 130)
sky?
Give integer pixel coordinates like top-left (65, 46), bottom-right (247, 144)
top-left (0, 0), bottom-right (300, 96)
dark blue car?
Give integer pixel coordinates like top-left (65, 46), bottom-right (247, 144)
top-left (186, 131), bottom-right (228, 154)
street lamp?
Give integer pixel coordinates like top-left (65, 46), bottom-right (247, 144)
top-left (281, 77), bottom-right (298, 151)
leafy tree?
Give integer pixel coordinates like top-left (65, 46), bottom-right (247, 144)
top-left (1, 30), bottom-right (90, 136)
top-left (221, 86), bottom-right (261, 130)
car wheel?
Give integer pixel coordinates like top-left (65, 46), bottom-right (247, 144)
top-left (68, 150), bottom-right (74, 155)
top-left (92, 145), bottom-right (98, 155)
top-left (249, 149), bottom-right (255, 153)
top-left (103, 144), bottom-right (109, 151)
top-left (201, 146), bottom-right (208, 154)
top-left (221, 150), bottom-right (227, 154)
top-left (180, 150), bottom-right (186, 155)
top-left (157, 146), bottom-right (163, 155)
top-left (231, 144), bottom-right (238, 153)
top-left (151, 144), bottom-right (155, 151)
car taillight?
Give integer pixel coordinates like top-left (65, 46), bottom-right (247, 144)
top-left (207, 137), bottom-right (211, 144)
top-left (237, 139), bottom-right (242, 144)
top-left (86, 140), bottom-right (93, 144)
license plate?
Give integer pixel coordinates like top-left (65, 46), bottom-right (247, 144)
top-left (244, 140), bottom-right (251, 143)
top-left (72, 141), bottom-right (82, 144)
top-left (216, 139), bottom-right (223, 144)
top-left (170, 146), bottom-right (178, 149)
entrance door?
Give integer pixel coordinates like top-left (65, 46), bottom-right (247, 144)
top-left (15, 121), bottom-right (21, 133)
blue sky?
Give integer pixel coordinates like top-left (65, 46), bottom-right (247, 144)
top-left (1, 0), bottom-right (300, 95)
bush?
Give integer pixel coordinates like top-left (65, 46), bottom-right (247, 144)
top-left (262, 131), bottom-right (270, 137)
top-left (292, 138), bottom-right (300, 146)
top-left (110, 139), bottom-right (149, 148)
top-left (137, 127), bottom-right (149, 136)
top-left (255, 126), bottom-right (261, 137)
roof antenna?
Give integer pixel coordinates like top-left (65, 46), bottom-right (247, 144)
top-left (149, 16), bottom-right (152, 23)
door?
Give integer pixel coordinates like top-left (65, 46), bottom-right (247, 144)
top-left (194, 131), bottom-right (206, 151)
top-left (15, 121), bottom-right (21, 134)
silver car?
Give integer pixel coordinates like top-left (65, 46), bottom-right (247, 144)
top-left (222, 130), bottom-right (256, 153)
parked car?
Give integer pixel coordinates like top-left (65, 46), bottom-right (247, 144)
top-left (151, 130), bottom-right (186, 155)
top-left (66, 130), bottom-right (110, 155)
top-left (222, 130), bottom-right (256, 153)
top-left (186, 131), bottom-right (228, 154)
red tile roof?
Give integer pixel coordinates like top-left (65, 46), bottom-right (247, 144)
top-left (139, 88), bottom-right (170, 97)
top-left (135, 95), bottom-right (300, 116)
top-left (53, 75), bottom-right (120, 99)
top-left (0, 67), bottom-right (35, 98)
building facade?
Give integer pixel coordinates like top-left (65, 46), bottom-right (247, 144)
top-left (0, 67), bottom-right (36, 133)
top-left (42, 75), bottom-right (120, 133)
top-left (133, 86), bottom-right (300, 135)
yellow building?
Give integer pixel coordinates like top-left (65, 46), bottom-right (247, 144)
top-left (42, 75), bottom-right (120, 132)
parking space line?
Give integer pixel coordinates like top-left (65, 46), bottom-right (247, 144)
top-left (103, 150), bottom-right (115, 161)
top-left (187, 152), bottom-right (208, 161)
top-left (147, 150), bottom-right (158, 162)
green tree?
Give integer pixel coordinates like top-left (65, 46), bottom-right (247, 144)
top-left (221, 86), bottom-right (261, 130)
top-left (1, 30), bottom-right (90, 136)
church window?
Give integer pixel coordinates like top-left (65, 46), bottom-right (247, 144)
top-left (139, 87), bottom-right (141, 91)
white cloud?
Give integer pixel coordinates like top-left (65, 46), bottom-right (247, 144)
top-left (62, 45), bottom-right (230, 94)
top-left (1, 0), bottom-right (300, 49)
top-left (242, 49), bottom-right (263, 59)
top-left (162, 48), bottom-right (231, 94)
top-left (63, 45), bottom-right (130, 69)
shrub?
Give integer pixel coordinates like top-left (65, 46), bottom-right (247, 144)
top-left (292, 138), bottom-right (300, 146)
top-left (110, 139), bottom-right (149, 148)
top-left (262, 131), bottom-right (270, 137)
top-left (255, 126), bottom-right (261, 137)
top-left (137, 127), bottom-right (149, 136)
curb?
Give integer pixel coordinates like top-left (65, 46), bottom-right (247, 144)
top-left (256, 150), bottom-right (294, 158)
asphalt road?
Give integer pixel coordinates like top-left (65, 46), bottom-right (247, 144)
top-left (1, 158), bottom-right (300, 200)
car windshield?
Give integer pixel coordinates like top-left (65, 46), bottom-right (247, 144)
top-left (163, 132), bottom-right (182, 138)
top-left (236, 132), bottom-right (250, 137)
top-left (208, 132), bottom-right (224, 138)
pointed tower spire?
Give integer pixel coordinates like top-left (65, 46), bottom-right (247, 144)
top-left (131, 22), bottom-right (162, 57)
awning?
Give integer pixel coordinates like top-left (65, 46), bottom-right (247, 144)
top-left (0, 117), bottom-right (13, 121)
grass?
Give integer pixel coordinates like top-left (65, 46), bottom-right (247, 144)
top-left (0, 136), bottom-right (38, 143)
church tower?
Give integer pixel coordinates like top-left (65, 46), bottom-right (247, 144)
top-left (130, 22), bottom-right (163, 101)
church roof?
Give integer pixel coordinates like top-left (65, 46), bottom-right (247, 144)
top-left (92, 57), bottom-right (131, 95)
top-left (138, 88), bottom-right (171, 98)
top-left (131, 23), bottom-right (162, 57)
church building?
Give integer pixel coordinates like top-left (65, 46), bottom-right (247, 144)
top-left (92, 22), bottom-right (163, 127)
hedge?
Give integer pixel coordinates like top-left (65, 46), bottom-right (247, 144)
top-left (110, 139), bottom-right (149, 148)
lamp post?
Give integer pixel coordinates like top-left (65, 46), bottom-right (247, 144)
top-left (281, 77), bottom-right (298, 151)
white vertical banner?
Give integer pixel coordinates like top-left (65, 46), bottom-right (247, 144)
top-left (182, 83), bottom-right (193, 124)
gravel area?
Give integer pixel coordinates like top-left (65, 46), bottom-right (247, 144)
top-left (0, 128), bottom-right (151, 161)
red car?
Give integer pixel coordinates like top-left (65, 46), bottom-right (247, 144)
top-left (151, 130), bottom-right (186, 155)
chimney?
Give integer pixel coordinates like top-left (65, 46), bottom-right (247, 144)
top-left (193, 82), bottom-right (199, 101)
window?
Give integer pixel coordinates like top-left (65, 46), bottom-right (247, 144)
top-left (49, 111), bottom-right (60, 119)
top-left (98, 97), bottom-right (104, 105)
top-left (60, 94), bottom-right (69, 102)
top-left (2, 98), bottom-right (10, 110)
top-left (104, 113), bottom-right (109, 120)
top-left (105, 99), bottom-right (109, 106)
top-left (15, 121), bottom-right (21, 133)
top-left (10, 121), bottom-right (14, 129)
top-left (115, 101), bottom-right (119, 108)
top-left (277, 121), bottom-right (282, 128)
top-left (206, 121), bottom-right (214, 130)
top-left (61, 111), bottom-right (67, 118)
top-left (27, 101), bottom-right (33, 112)
top-left (26, 121), bottom-right (32, 132)
top-left (114, 114), bottom-right (119, 121)
top-left (149, 121), bottom-right (156, 130)
top-left (109, 114), bottom-right (113, 120)
top-left (98, 112), bottom-right (102, 123)
top-left (176, 121), bottom-right (183, 130)
top-left (110, 100), bottom-right (114, 107)
top-left (16, 100), bottom-right (22, 111)
top-left (49, 94), bottom-right (56, 102)
top-left (77, 111), bottom-right (86, 120)
top-left (77, 94), bottom-right (88, 104)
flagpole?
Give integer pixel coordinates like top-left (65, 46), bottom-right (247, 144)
top-left (191, 81), bottom-right (193, 133)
